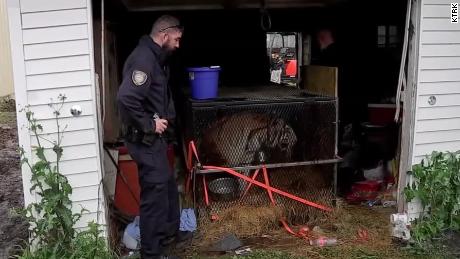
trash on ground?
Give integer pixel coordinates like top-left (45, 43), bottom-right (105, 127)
top-left (179, 208), bottom-right (197, 232)
top-left (382, 200), bottom-right (397, 207)
top-left (357, 228), bottom-right (370, 242)
top-left (346, 180), bottom-right (382, 204)
top-left (312, 226), bottom-right (324, 235)
top-left (122, 216), bottom-right (140, 250)
top-left (390, 213), bottom-right (411, 241)
top-left (309, 237), bottom-right (338, 247)
top-left (346, 179), bottom-right (398, 209)
top-left (235, 246), bottom-right (252, 255)
top-left (209, 233), bottom-right (243, 252)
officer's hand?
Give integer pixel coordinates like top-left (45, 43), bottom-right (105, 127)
top-left (155, 119), bottom-right (168, 134)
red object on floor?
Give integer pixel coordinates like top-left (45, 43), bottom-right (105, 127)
top-left (285, 59), bottom-right (297, 77)
top-left (113, 144), bottom-right (176, 217)
top-left (368, 104), bottom-right (396, 125)
top-left (346, 180), bottom-right (382, 203)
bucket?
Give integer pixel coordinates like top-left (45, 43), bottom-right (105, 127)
top-left (187, 66), bottom-right (221, 100)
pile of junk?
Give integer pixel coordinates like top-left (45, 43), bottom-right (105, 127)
top-left (337, 105), bottom-right (399, 208)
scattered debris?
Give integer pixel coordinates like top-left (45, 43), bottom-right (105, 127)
top-left (122, 216), bottom-right (140, 250)
top-left (309, 237), bottom-right (337, 247)
top-left (382, 200), bottom-right (397, 208)
top-left (297, 226), bottom-right (310, 238)
top-left (346, 180), bottom-right (382, 204)
top-left (179, 208), bottom-right (197, 232)
top-left (209, 233), bottom-right (243, 252)
top-left (357, 228), bottom-right (370, 242)
top-left (312, 226), bottom-right (324, 235)
top-left (183, 205), bottom-right (418, 258)
top-left (235, 246), bottom-right (252, 255)
top-left (390, 213), bottom-right (411, 241)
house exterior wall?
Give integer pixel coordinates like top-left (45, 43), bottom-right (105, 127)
top-left (7, 0), bottom-right (106, 230)
top-left (408, 0), bottom-right (460, 218)
top-left (413, 0), bottom-right (460, 164)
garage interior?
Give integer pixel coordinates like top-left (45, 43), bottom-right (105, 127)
top-left (92, 0), bottom-right (408, 254)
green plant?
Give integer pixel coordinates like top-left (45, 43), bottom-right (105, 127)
top-left (14, 95), bottom-right (115, 259)
top-left (404, 151), bottom-right (460, 248)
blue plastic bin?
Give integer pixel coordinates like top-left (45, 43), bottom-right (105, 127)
top-left (187, 66), bottom-right (221, 100)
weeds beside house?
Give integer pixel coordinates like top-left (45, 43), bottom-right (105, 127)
top-left (405, 151), bottom-right (460, 254)
top-left (13, 95), bottom-right (114, 259)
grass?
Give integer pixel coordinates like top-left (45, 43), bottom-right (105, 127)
top-left (191, 250), bottom-right (301, 259)
top-left (184, 204), bottom-right (454, 259)
top-left (188, 246), bottom-right (449, 259)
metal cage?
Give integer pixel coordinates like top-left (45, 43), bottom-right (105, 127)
top-left (181, 85), bottom-right (340, 225)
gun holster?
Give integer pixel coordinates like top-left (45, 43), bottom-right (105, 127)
top-left (123, 126), bottom-right (157, 146)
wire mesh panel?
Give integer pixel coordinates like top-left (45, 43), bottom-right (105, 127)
top-left (182, 85), bottom-right (339, 228)
top-left (184, 85), bottom-right (338, 167)
top-left (195, 164), bottom-right (335, 228)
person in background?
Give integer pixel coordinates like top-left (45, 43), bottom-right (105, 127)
top-left (313, 28), bottom-right (353, 151)
top-left (314, 29), bottom-right (340, 67)
top-left (117, 15), bottom-right (188, 259)
top-left (271, 52), bottom-right (284, 71)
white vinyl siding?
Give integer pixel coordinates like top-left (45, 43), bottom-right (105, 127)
top-left (406, 1), bottom-right (460, 219)
top-left (23, 24), bottom-right (89, 45)
top-left (412, 2), bottom-right (460, 166)
top-left (24, 40), bottom-right (90, 60)
top-left (7, 0), bottom-right (105, 230)
top-left (20, 0), bottom-right (87, 13)
top-left (27, 86), bottom-right (94, 106)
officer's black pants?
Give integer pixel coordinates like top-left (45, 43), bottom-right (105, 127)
top-left (126, 141), bottom-right (180, 258)
top-left (139, 175), bottom-right (180, 258)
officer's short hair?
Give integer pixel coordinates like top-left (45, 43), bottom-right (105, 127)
top-left (151, 15), bottom-right (183, 35)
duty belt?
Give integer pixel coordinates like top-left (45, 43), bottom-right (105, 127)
top-left (124, 126), bottom-right (157, 146)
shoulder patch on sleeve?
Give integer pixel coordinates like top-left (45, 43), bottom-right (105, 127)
top-left (132, 70), bottom-right (148, 86)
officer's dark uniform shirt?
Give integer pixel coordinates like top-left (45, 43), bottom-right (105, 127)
top-left (117, 35), bottom-right (176, 183)
top-left (117, 35), bottom-right (175, 142)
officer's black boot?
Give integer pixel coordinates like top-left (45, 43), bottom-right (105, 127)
top-left (177, 231), bottom-right (193, 242)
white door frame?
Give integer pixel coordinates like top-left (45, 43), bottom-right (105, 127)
top-left (397, 0), bottom-right (421, 213)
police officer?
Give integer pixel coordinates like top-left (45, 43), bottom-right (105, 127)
top-left (117, 15), bottom-right (183, 259)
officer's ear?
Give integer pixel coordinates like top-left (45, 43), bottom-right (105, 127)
top-left (162, 33), bottom-right (169, 43)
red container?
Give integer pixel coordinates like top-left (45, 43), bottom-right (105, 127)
top-left (346, 180), bottom-right (382, 203)
top-left (113, 145), bottom-right (175, 216)
top-left (114, 147), bottom-right (141, 216)
top-left (368, 104), bottom-right (396, 126)
top-left (285, 59), bottom-right (297, 77)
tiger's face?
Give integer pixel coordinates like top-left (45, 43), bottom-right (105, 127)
top-left (266, 118), bottom-right (297, 160)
